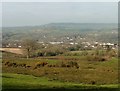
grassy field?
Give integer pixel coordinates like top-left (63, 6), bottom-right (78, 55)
top-left (2, 51), bottom-right (119, 90)
top-left (2, 73), bottom-right (119, 91)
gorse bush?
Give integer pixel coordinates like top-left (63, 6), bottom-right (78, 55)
top-left (86, 55), bottom-right (106, 62)
top-left (59, 61), bottom-right (79, 69)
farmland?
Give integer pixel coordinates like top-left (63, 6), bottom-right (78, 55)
top-left (2, 73), bottom-right (118, 91)
top-left (2, 50), bottom-right (119, 90)
top-left (0, 48), bottom-right (23, 55)
top-left (2, 1), bottom-right (119, 90)
top-left (1, 23), bottom-right (119, 90)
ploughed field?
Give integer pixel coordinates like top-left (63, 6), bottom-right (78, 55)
top-left (2, 51), bottom-right (118, 90)
top-left (0, 48), bottom-right (23, 55)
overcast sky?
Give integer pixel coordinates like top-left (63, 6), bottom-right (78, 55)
top-left (2, 2), bottom-right (118, 27)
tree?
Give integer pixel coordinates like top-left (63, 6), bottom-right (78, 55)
top-left (22, 39), bottom-right (37, 59)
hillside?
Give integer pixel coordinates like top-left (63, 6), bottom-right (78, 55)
top-left (2, 23), bottom-right (118, 44)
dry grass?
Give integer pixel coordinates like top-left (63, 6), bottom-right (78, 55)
top-left (2, 56), bottom-right (118, 85)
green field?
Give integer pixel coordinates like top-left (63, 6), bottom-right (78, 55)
top-left (2, 51), bottom-right (119, 90)
top-left (2, 73), bottom-right (119, 91)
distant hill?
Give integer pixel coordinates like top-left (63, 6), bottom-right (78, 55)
top-left (2, 23), bottom-right (118, 43)
top-left (3, 23), bottom-right (117, 32)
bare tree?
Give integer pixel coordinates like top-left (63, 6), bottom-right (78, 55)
top-left (22, 39), bottom-right (37, 59)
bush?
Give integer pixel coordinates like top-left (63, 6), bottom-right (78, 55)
top-left (59, 61), bottom-right (79, 68)
top-left (68, 61), bottom-right (79, 68)
top-left (68, 47), bottom-right (76, 51)
top-left (34, 62), bottom-right (48, 69)
top-left (35, 48), bottom-right (65, 57)
top-left (86, 55), bottom-right (106, 62)
top-left (44, 52), bottom-right (57, 56)
top-left (37, 52), bottom-right (44, 56)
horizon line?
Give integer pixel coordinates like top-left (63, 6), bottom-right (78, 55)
top-left (1, 22), bottom-right (118, 28)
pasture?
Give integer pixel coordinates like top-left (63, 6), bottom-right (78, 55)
top-left (2, 73), bottom-right (118, 91)
top-left (2, 50), bottom-right (119, 90)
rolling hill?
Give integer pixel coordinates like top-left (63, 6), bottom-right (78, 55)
top-left (2, 23), bottom-right (118, 44)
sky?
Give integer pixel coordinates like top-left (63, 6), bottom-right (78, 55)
top-left (1, 0), bottom-right (119, 2)
top-left (2, 2), bottom-right (118, 27)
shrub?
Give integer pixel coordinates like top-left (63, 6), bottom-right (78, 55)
top-left (44, 52), bottom-right (57, 56)
top-left (86, 55), bottom-right (106, 62)
top-left (68, 61), bottom-right (79, 68)
top-left (59, 61), bottom-right (79, 68)
top-left (37, 52), bottom-right (44, 56)
top-left (68, 47), bottom-right (76, 51)
top-left (34, 62), bottom-right (48, 69)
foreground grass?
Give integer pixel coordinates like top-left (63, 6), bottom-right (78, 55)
top-left (2, 73), bottom-right (119, 91)
top-left (3, 57), bottom-right (118, 84)
top-left (2, 51), bottom-right (119, 90)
